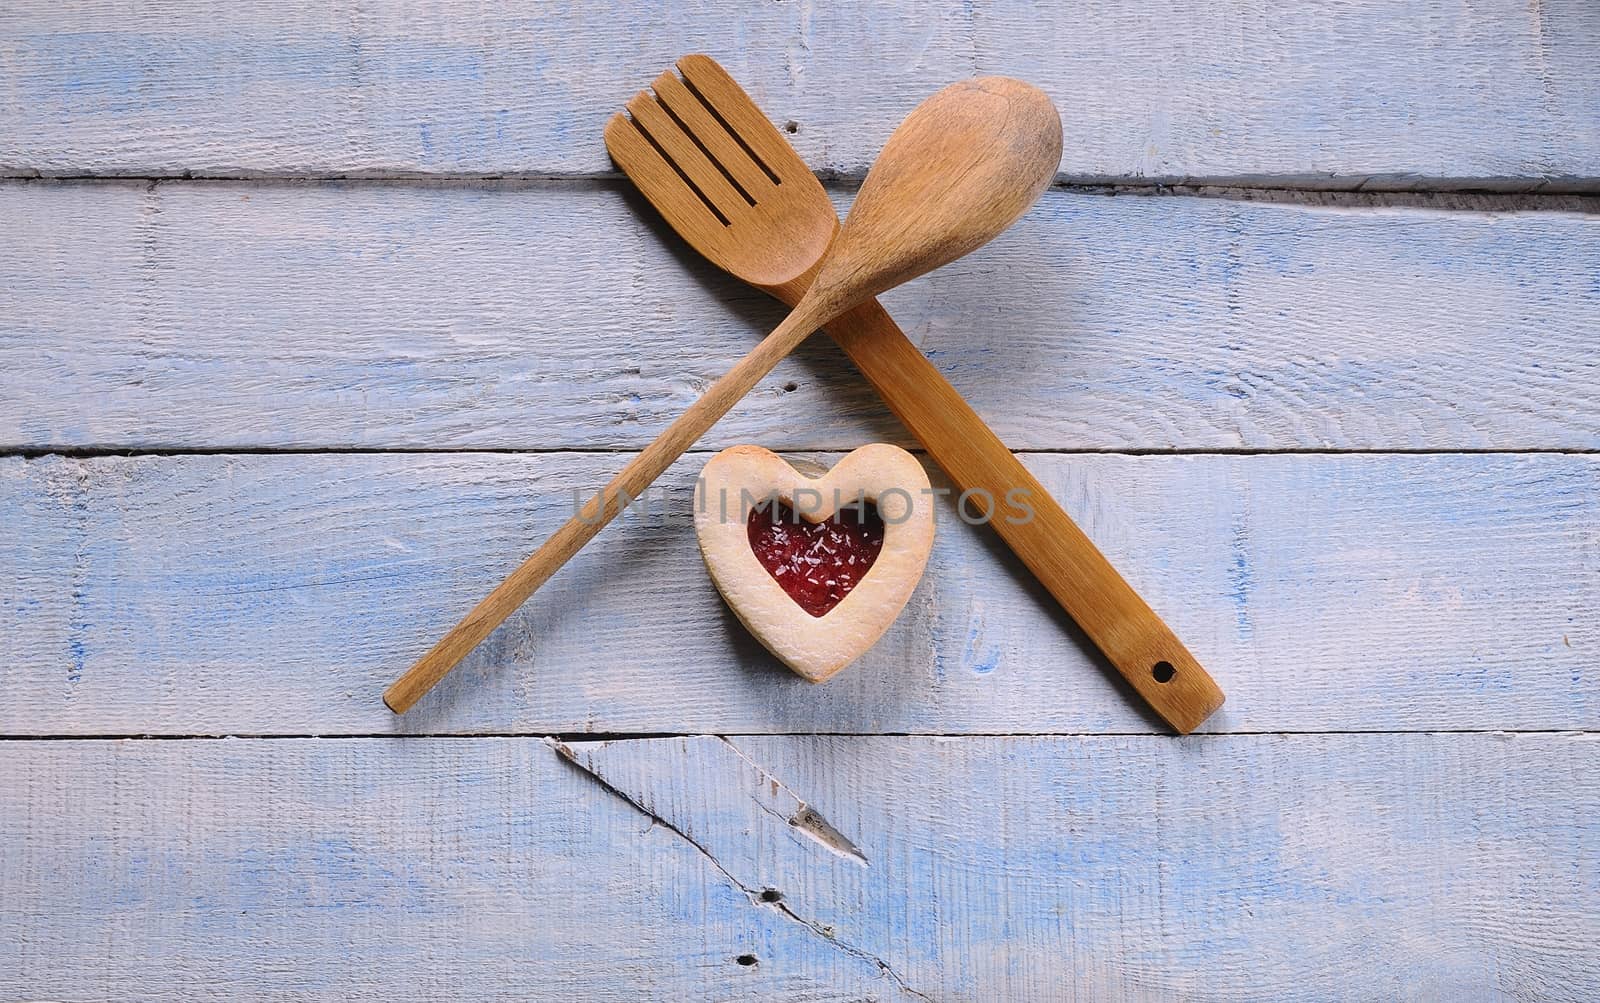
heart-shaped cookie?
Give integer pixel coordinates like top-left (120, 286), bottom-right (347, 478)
top-left (694, 444), bottom-right (935, 682)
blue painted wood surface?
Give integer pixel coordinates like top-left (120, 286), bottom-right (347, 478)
top-left (1, 2), bottom-right (1597, 998)
top-left (1, 451), bottom-right (1594, 735)
top-left (2, 1), bottom-right (1597, 187)
top-left (2, 181), bottom-right (1596, 452)
top-left (2, 735), bottom-right (1596, 1000)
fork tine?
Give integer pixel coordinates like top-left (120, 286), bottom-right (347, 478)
top-left (675, 55), bottom-right (804, 183)
top-left (625, 93), bottom-right (748, 218)
top-left (604, 112), bottom-right (726, 234)
top-left (650, 71), bottom-right (773, 198)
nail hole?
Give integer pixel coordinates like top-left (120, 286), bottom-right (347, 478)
top-left (1152, 660), bottom-right (1176, 683)
top-left (736, 954), bottom-right (759, 967)
top-left (784, 120), bottom-right (799, 134)
top-left (782, 381), bottom-right (798, 393)
top-left (760, 888), bottom-right (783, 903)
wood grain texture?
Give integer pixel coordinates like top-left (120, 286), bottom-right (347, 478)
top-left (3, 180), bottom-right (1597, 453)
top-left (4, 5), bottom-right (1596, 992)
top-left (2, 451), bottom-right (1593, 736)
top-left (1, 1), bottom-right (1596, 187)
top-left (2, 734), bottom-right (1596, 1000)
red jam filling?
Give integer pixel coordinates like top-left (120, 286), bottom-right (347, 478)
top-left (747, 499), bottom-right (885, 617)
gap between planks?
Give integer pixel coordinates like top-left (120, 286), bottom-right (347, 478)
top-left (2, 173), bottom-right (1597, 212)
top-left (1, 729), bottom-right (1595, 742)
top-left (6, 446), bottom-right (1600, 460)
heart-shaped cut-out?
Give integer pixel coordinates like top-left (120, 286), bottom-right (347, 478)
top-left (695, 444), bottom-right (935, 682)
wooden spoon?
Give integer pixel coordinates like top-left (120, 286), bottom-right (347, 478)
top-left (384, 76), bottom-right (1062, 713)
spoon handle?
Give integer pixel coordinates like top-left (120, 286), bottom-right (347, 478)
top-left (384, 306), bottom-right (823, 714)
top-left (825, 297), bottom-right (1225, 733)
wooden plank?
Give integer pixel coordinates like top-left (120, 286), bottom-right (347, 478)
top-left (2, 734), bottom-right (1596, 999)
top-left (3, 181), bottom-right (1597, 452)
top-left (2, 451), bottom-right (1593, 735)
top-left (1, 2), bottom-right (1596, 187)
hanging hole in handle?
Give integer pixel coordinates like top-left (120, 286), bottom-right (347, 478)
top-left (1152, 660), bottom-right (1176, 683)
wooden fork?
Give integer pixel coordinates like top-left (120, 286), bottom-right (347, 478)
top-left (606, 55), bottom-right (1224, 734)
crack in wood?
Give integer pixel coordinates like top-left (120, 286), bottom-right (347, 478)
top-left (718, 737), bottom-right (868, 866)
top-left (549, 737), bottom-right (927, 1001)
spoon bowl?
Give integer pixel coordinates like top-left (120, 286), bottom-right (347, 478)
top-left (809, 77), bottom-right (1062, 320)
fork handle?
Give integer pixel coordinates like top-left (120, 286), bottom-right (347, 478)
top-left (821, 297), bottom-right (1224, 733)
